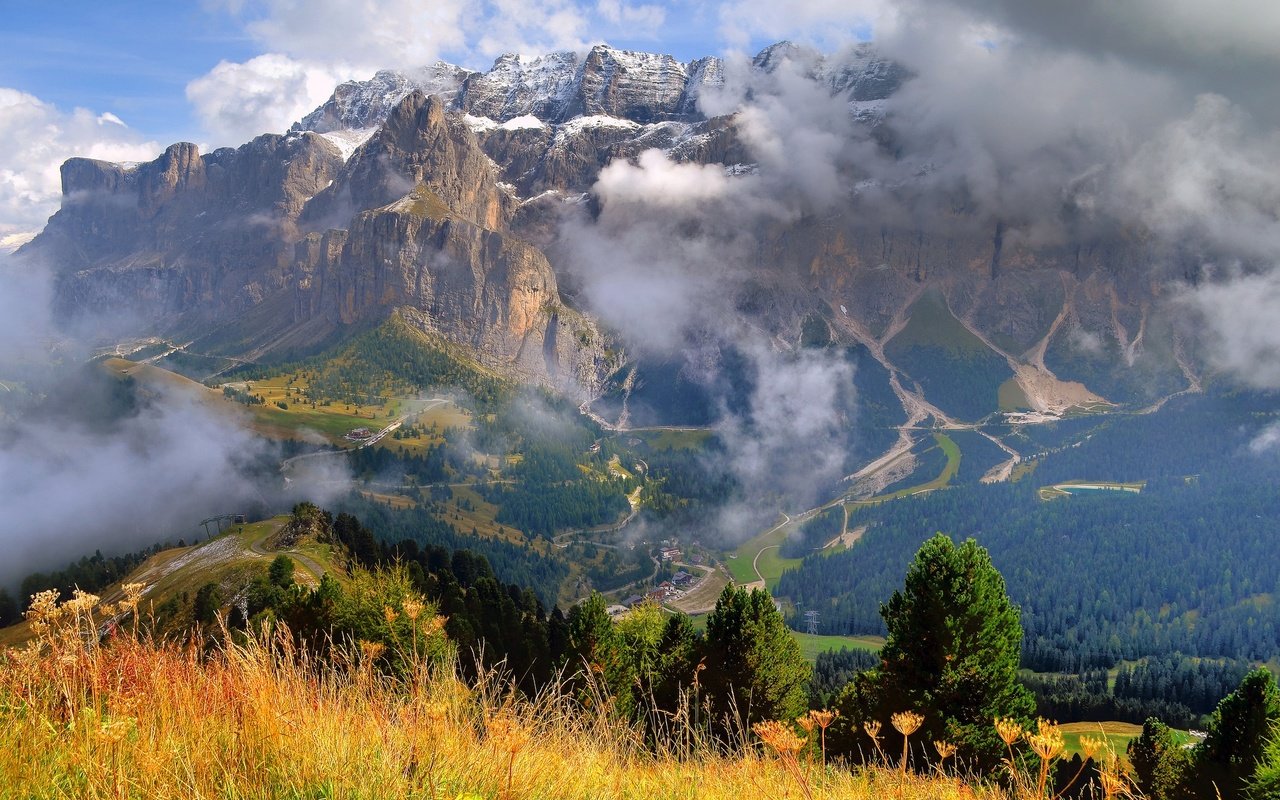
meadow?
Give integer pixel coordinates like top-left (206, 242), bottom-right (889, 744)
top-left (0, 589), bottom-right (1127, 800)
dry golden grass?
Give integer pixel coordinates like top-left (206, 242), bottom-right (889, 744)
top-left (0, 590), bottom-right (1125, 800)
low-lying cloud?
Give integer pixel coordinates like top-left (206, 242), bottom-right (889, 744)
top-left (0, 254), bottom-right (351, 591)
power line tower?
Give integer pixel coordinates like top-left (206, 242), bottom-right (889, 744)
top-left (804, 609), bottom-right (820, 635)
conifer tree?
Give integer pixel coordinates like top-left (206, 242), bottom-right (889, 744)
top-left (702, 586), bottom-right (810, 735)
top-left (566, 593), bottom-right (614, 671)
top-left (1129, 717), bottom-right (1193, 800)
top-left (840, 533), bottom-right (1034, 771)
top-left (1193, 668), bottom-right (1280, 800)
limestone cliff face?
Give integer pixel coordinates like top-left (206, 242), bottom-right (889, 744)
top-left (26, 40), bottom-right (1188, 404)
top-left (28, 87), bottom-right (608, 395)
top-left (293, 187), bottom-right (605, 386)
top-left (40, 135), bottom-right (341, 329)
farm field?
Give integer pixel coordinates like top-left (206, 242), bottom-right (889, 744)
top-left (791, 631), bottom-right (885, 661)
top-left (728, 518), bottom-right (802, 587)
top-left (629, 428), bottom-right (714, 451)
top-left (1058, 721), bottom-right (1194, 760)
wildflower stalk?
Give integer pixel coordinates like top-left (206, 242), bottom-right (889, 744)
top-left (891, 711), bottom-right (924, 775)
top-left (754, 720), bottom-right (814, 800)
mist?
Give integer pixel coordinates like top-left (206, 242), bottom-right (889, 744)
top-left (0, 253), bottom-right (352, 592)
top-left (557, 71), bottom-right (866, 541)
top-left (545, 11), bottom-right (1280, 542)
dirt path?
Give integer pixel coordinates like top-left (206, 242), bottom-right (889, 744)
top-left (752, 545), bottom-right (779, 586)
top-left (246, 533), bottom-right (330, 582)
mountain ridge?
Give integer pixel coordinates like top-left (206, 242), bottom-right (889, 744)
top-left (19, 39), bottom-right (1196, 433)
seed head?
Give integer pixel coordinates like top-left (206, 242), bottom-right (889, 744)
top-left (66, 588), bottom-right (100, 616)
top-left (359, 640), bottom-right (387, 663)
top-left (811, 709), bottom-right (838, 730)
top-left (934, 740), bottom-right (957, 761)
top-left (1027, 719), bottom-right (1064, 762)
top-left (487, 711), bottom-right (530, 754)
top-left (891, 711), bottom-right (924, 737)
top-left (754, 720), bottom-right (807, 756)
top-left (864, 720), bottom-right (882, 740)
top-left (796, 715), bottom-right (815, 733)
top-left (994, 717), bottom-right (1024, 746)
top-left (402, 598), bottom-right (424, 621)
top-left (25, 589), bottom-right (62, 632)
top-left (383, 606), bottom-right (399, 624)
top-left (122, 583), bottom-right (145, 607)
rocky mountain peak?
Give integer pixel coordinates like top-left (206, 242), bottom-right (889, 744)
top-left (572, 44), bottom-right (694, 123)
top-left (317, 89), bottom-right (506, 230)
top-left (459, 50), bottom-right (583, 122)
top-left (292, 63), bottom-right (475, 134)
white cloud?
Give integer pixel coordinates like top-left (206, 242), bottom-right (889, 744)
top-left (1117, 95), bottom-right (1280, 260)
top-left (1250, 421), bottom-right (1280, 454)
top-left (596, 148), bottom-right (739, 207)
top-left (185, 54), bottom-right (352, 147)
top-left (0, 88), bottom-right (161, 239)
top-left (596, 0), bottom-right (665, 32)
top-left (235, 0), bottom-right (470, 71)
top-left (213, 0), bottom-right (609, 70)
top-left (716, 0), bottom-right (890, 51)
top-left (1181, 271), bottom-right (1280, 391)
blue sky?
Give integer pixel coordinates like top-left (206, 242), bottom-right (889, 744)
top-left (0, 2), bottom-right (257, 144)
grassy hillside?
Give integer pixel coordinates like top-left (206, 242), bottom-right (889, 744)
top-left (1, 582), bottom-right (1138, 800)
top-left (0, 515), bottom-right (344, 650)
top-left (222, 311), bottom-right (512, 412)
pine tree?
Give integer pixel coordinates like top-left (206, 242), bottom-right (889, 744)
top-left (566, 593), bottom-right (614, 672)
top-left (1193, 668), bottom-right (1280, 800)
top-left (1248, 728), bottom-right (1280, 800)
top-left (840, 533), bottom-right (1035, 771)
top-left (1128, 717), bottom-right (1193, 800)
top-left (702, 586), bottom-right (810, 736)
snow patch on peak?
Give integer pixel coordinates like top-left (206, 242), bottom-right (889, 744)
top-left (293, 62), bottom-right (472, 134)
top-left (460, 51), bottom-right (582, 123)
top-left (319, 128), bottom-right (378, 161)
top-left (463, 114), bottom-right (499, 133)
top-left (560, 115), bottom-right (640, 134)
top-left (501, 114), bottom-right (545, 131)
top-left (466, 114), bottom-right (543, 134)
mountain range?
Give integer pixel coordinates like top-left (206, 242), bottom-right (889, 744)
top-left (19, 40), bottom-right (1200, 439)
